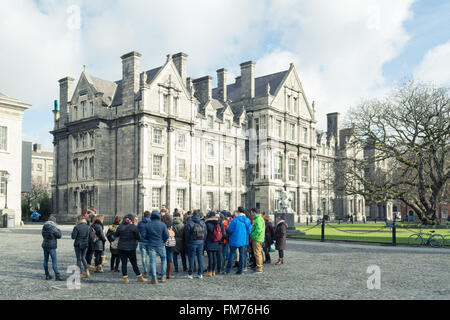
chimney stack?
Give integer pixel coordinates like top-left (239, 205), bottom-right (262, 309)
top-left (193, 76), bottom-right (212, 104)
top-left (33, 143), bottom-right (41, 153)
top-left (121, 51), bottom-right (141, 109)
top-left (58, 76), bottom-right (74, 125)
top-left (173, 52), bottom-right (188, 85)
top-left (327, 112), bottom-right (340, 147)
top-left (216, 68), bottom-right (227, 102)
top-left (240, 61), bottom-right (255, 100)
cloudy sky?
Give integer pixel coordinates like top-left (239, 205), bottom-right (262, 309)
top-left (0, 0), bottom-right (449, 149)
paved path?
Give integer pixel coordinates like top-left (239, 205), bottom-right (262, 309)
top-left (0, 225), bottom-right (448, 300)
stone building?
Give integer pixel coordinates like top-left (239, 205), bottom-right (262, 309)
top-left (30, 143), bottom-right (54, 191)
top-left (0, 91), bottom-right (30, 226)
top-left (51, 51), bottom-right (365, 223)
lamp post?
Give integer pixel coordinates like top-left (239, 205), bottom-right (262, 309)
top-left (4, 171), bottom-right (9, 209)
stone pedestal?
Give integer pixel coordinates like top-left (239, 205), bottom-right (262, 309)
top-left (274, 212), bottom-right (305, 236)
top-left (1, 209), bottom-right (16, 228)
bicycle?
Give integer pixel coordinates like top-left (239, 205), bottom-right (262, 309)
top-left (408, 229), bottom-right (445, 248)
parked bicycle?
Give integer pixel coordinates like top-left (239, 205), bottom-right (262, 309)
top-left (408, 229), bottom-right (445, 248)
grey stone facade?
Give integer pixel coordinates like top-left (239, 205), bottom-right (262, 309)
top-left (51, 51), bottom-right (365, 223)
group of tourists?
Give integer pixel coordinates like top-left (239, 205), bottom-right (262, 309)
top-left (41, 206), bottom-right (288, 284)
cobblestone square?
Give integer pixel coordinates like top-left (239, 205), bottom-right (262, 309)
top-left (0, 224), bottom-right (448, 300)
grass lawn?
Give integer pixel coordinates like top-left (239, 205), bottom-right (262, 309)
top-left (293, 223), bottom-right (450, 246)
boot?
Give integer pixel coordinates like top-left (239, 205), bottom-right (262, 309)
top-left (101, 255), bottom-right (107, 265)
top-left (160, 276), bottom-right (167, 283)
top-left (275, 258), bottom-right (284, 265)
top-left (212, 270), bottom-right (216, 276)
top-left (137, 275), bottom-right (148, 283)
top-left (88, 264), bottom-right (95, 271)
top-left (204, 271), bottom-right (213, 277)
top-left (151, 279), bottom-right (158, 284)
top-left (110, 266), bottom-right (115, 272)
top-left (45, 274), bottom-right (52, 280)
top-left (83, 267), bottom-right (90, 278)
top-left (123, 276), bottom-right (129, 284)
top-left (143, 271), bottom-right (149, 277)
top-left (98, 265), bottom-right (104, 273)
top-left (114, 268), bottom-right (120, 273)
top-left (55, 274), bottom-right (65, 281)
top-left (167, 263), bottom-right (174, 279)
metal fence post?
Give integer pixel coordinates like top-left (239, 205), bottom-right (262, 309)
top-left (321, 218), bottom-right (325, 242)
top-left (392, 220), bottom-right (397, 246)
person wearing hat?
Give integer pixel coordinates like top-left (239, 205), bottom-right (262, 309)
top-left (275, 214), bottom-right (288, 265)
top-left (41, 215), bottom-right (64, 281)
top-left (143, 210), bottom-right (169, 284)
top-left (114, 214), bottom-right (147, 283)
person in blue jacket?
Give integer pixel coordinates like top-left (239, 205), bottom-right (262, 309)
top-left (225, 208), bottom-right (251, 275)
top-left (137, 211), bottom-right (152, 276)
top-left (143, 210), bottom-right (169, 284)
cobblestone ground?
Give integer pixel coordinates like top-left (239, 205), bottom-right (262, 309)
top-left (0, 224), bottom-right (448, 300)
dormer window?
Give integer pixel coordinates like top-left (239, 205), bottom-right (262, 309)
top-left (226, 120), bottom-right (231, 131)
top-left (90, 102), bottom-right (94, 116)
top-left (173, 97), bottom-right (179, 114)
top-left (81, 101), bottom-right (86, 118)
top-left (163, 94), bottom-right (169, 113)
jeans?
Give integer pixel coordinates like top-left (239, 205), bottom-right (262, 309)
top-left (188, 244), bottom-right (204, 276)
top-left (75, 246), bottom-right (88, 271)
top-left (118, 249), bottom-right (141, 277)
top-left (166, 247), bottom-right (173, 264)
top-left (279, 250), bottom-right (284, 259)
top-left (217, 244), bottom-right (223, 273)
top-left (173, 250), bottom-right (187, 271)
top-left (86, 245), bottom-right (94, 265)
top-left (149, 246), bottom-right (167, 280)
top-left (139, 242), bottom-right (151, 273)
top-left (207, 250), bottom-right (217, 271)
top-left (226, 246), bottom-right (245, 274)
top-left (43, 248), bottom-right (59, 275)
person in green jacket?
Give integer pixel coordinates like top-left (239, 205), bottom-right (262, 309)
top-left (250, 208), bottom-right (265, 273)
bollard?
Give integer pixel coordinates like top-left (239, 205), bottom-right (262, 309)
top-left (392, 221), bottom-right (397, 246)
top-left (321, 218), bottom-right (325, 242)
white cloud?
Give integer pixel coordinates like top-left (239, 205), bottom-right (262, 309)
top-left (414, 40), bottom-right (450, 86)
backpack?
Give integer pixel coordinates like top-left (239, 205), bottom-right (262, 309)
top-left (166, 229), bottom-right (176, 247)
top-left (192, 222), bottom-right (205, 240)
top-left (210, 223), bottom-right (222, 242)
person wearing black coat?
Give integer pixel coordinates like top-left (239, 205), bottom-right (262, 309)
top-left (71, 215), bottom-right (95, 279)
top-left (263, 214), bottom-right (275, 264)
top-left (275, 215), bottom-right (288, 265)
top-left (85, 214), bottom-right (96, 271)
top-left (114, 214), bottom-right (147, 283)
top-left (204, 212), bottom-right (224, 277)
top-left (41, 215), bottom-right (64, 281)
top-left (92, 215), bottom-right (106, 273)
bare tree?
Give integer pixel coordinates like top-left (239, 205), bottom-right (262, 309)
top-left (340, 81), bottom-right (450, 225)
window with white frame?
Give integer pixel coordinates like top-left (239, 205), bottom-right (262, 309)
top-left (302, 127), bottom-right (308, 144)
top-left (153, 128), bottom-right (162, 144)
top-left (288, 158), bottom-right (296, 181)
top-left (207, 115), bottom-right (214, 129)
top-left (226, 120), bottom-right (231, 131)
top-left (224, 193), bottom-right (231, 210)
top-left (90, 102), bottom-right (94, 116)
top-left (240, 193), bottom-right (246, 207)
top-left (74, 135), bottom-right (79, 150)
top-left (207, 165), bottom-right (214, 182)
top-left (206, 192), bottom-right (214, 210)
top-left (241, 169), bottom-right (246, 185)
top-left (225, 167), bottom-right (232, 184)
top-left (89, 132), bottom-right (94, 147)
top-left (294, 97), bottom-right (298, 113)
top-left (153, 155), bottom-right (162, 176)
top-left (289, 123), bottom-right (295, 140)
top-left (207, 142), bottom-right (214, 157)
top-left (163, 94), bottom-right (169, 113)
top-left (176, 189), bottom-right (185, 209)
top-left (73, 106), bottom-right (78, 121)
top-left (177, 133), bottom-right (186, 149)
top-left (0, 126), bottom-right (7, 151)
top-left (152, 188), bottom-right (161, 209)
top-left (177, 159), bottom-right (186, 178)
top-left (81, 101), bottom-right (86, 118)
top-left (274, 155), bottom-right (283, 179)
top-left (0, 171), bottom-right (6, 195)
top-left (89, 158), bottom-right (94, 178)
top-left (302, 192), bottom-right (309, 212)
top-left (82, 134), bottom-right (87, 149)
top-left (275, 119), bottom-right (282, 138)
top-left (224, 145), bottom-right (232, 159)
top-left (290, 191), bottom-right (296, 211)
top-left (274, 190), bottom-right (281, 210)
top-left (301, 160), bottom-right (309, 183)
top-left (173, 97), bottom-right (179, 114)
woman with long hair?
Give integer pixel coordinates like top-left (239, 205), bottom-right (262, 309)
top-left (106, 216), bottom-right (121, 272)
